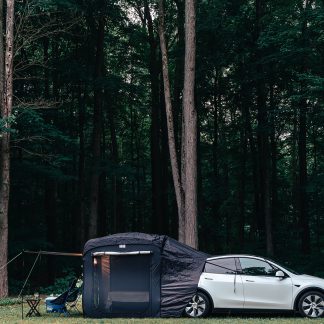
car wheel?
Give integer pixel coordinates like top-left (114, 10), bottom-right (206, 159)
top-left (298, 291), bottom-right (324, 318)
top-left (185, 291), bottom-right (210, 318)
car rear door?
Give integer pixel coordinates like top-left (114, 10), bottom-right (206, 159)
top-left (238, 257), bottom-right (293, 309)
top-left (199, 257), bottom-right (244, 309)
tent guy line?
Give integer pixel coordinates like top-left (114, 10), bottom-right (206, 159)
top-left (0, 251), bottom-right (23, 271)
top-left (18, 252), bottom-right (41, 298)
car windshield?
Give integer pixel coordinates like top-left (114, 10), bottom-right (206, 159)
top-left (266, 258), bottom-right (300, 275)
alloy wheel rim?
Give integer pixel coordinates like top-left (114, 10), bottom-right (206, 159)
top-left (185, 294), bottom-right (206, 317)
top-left (302, 294), bottom-right (324, 318)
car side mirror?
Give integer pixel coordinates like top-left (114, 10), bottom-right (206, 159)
top-left (275, 270), bottom-right (285, 279)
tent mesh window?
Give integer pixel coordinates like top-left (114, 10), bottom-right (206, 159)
top-left (92, 254), bottom-right (152, 315)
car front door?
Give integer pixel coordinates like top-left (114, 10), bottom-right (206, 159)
top-left (199, 257), bottom-right (244, 309)
top-left (238, 257), bottom-right (293, 309)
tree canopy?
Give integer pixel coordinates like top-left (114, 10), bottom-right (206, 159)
top-left (0, 0), bottom-right (324, 293)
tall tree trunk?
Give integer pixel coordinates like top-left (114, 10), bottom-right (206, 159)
top-left (240, 74), bottom-right (260, 243)
top-left (130, 101), bottom-right (137, 230)
top-left (159, 0), bottom-right (197, 247)
top-left (242, 86), bottom-right (260, 239)
top-left (45, 180), bottom-right (57, 282)
top-left (173, 2), bottom-right (185, 237)
top-left (269, 83), bottom-right (278, 236)
top-left (218, 95), bottom-right (230, 250)
top-left (0, 0), bottom-right (3, 109)
top-left (213, 72), bottom-right (219, 192)
top-left (88, 14), bottom-right (105, 239)
top-left (0, 0), bottom-right (14, 298)
top-left (298, 2), bottom-right (311, 254)
top-left (209, 70), bottom-right (221, 251)
top-left (291, 106), bottom-right (299, 226)
top-left (238, 124), bottom-right (247, 248)
top-left (144, 0), bottom-right (163, 233)
top-left (173, 0), bottom-right (185, 151)
top-left (78, 86), bottom-right (86, 247)
top-left (158, 0), bottom-right (185, 241)
top-left (183, 0), bottom-right (197, 248)
top-left (107, 99), bottom-right (123, 233)
top-left (255, 0), bottom-right (273, 255)
top-left (160, 77), bottom-right (169, 234)
top-left (298, 95), bottom-right (310, 253)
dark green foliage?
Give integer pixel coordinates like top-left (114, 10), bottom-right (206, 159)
top-left (6, 0), bottom-right (324, 292)
top-left (39, 268), bottom-right (77, 294)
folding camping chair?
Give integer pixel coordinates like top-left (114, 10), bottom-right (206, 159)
top-left (45, 279), bottom-right (77, 316)
top-left (66, 284), bottom-right (83, 314)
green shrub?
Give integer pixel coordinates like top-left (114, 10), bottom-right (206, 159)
top-left (39, 268), bottom-right (77, 295)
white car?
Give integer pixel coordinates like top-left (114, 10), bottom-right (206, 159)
top-left (185, 254), bottom-right (324, 318)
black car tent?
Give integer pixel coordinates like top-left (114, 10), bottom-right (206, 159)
top-left (82, 232), bottom-right (209, 318)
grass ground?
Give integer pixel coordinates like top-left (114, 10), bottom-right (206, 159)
top-left (1, 300), bottom-right (324, 324)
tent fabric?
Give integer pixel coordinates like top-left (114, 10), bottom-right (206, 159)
top-left (82, 232), bottom-right (209, 318)
top-left (160, 237), bottom-right (209, 317)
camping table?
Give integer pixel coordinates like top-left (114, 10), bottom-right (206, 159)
top-left (25, 297), bottom-right (41, 317)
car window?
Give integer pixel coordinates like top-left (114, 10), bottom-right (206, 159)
top-left (204, 258), bottom-right (236, 275)
top-left (239, 258), bottom-right (277, 276)
top-left (266, 258), bottom-right (299, 275)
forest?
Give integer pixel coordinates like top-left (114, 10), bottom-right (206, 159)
top-left (0, 0), bottom-right (323, 297)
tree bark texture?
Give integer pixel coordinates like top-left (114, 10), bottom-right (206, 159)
top-left (298, 95), bottom-right (310, 254)
top-left (159, 0), bottom-right (197, 248)
top-left (0, 0), bottom-right (14, 298)
top-left (298, 3), bottom-right (311, 254)
top-left (255, 0), bottom-right (273, 255)
top-left (144, 0), bottom-right (163, 233)
top-left (269, 83), bottom-right (278, 234)
top-left (241, 81), bottom-right (260, 239)
top-left (78, 86), bottom-right (86, 247)
top-left (0, 0), bottom-right (3, 109)
top-left (238, 123), bottom-right (247, 248)
top-left (173, 0), bottom-right (185, 151)
top-left (183, 0), bottom-right (198, 248)
top-left (158, 0), bottom-right (185, 242)
top-left (107, 98), bottom-right (123, 233)
top-left (88, 14), bottom-right (105, 239)
top-left (160, 77), bottom-right (169, 233)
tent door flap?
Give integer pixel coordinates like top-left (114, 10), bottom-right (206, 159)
top-left (93, 253), bottom-right (153, 316)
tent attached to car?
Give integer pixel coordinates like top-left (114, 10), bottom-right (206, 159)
top-left (82, 232), bottom-right (209, 318)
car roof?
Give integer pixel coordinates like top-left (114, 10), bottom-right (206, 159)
top-left (206, 254), bottom-right (267, 261)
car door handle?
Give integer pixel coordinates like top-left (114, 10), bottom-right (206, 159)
top-left (245, 279), bottom-right (254, 282)
top-left (204, 277), bottom-right (213, 280)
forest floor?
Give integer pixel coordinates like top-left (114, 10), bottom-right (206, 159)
top-left (1, 301), bottom-right (324, 324)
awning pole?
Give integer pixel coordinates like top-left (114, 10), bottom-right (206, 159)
top-left (23, 250), bottom-right (82, 257)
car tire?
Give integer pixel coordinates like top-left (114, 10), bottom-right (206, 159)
top-left (184, 291), bottom-right (210, 318)
top-left (298, 290), bottom-right (324, 318)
